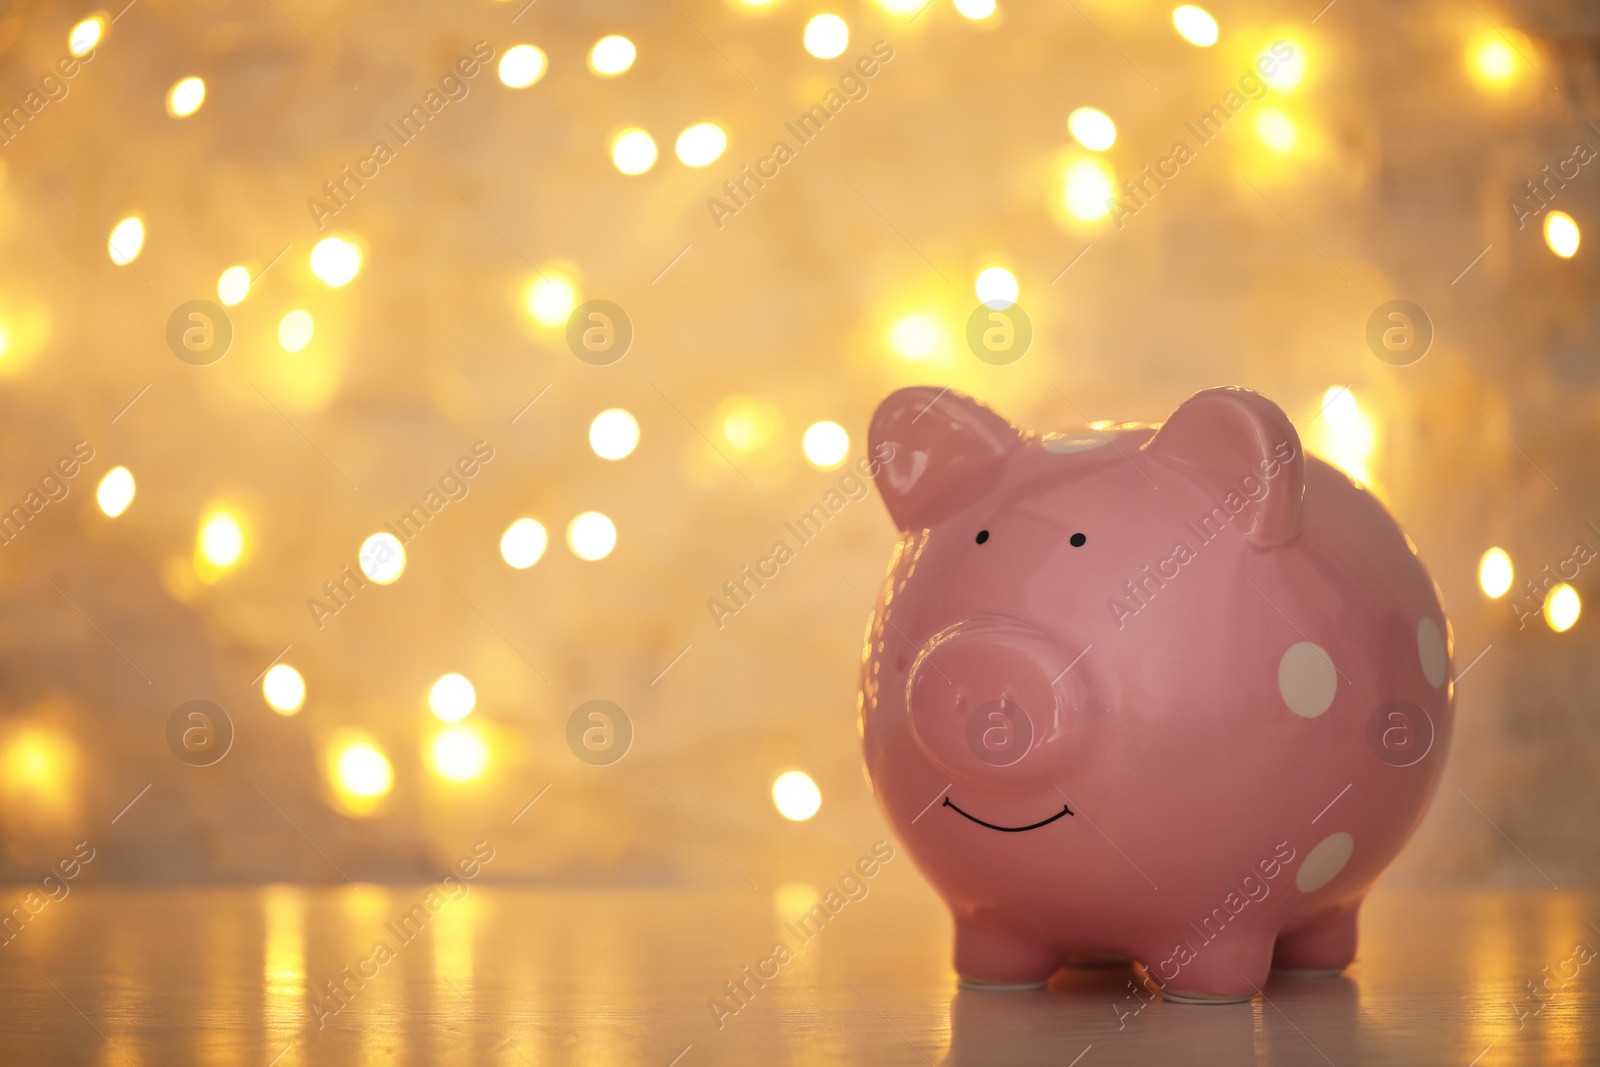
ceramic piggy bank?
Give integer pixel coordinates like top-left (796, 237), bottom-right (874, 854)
top-left (859, 386), bottom-right (1453, 1003)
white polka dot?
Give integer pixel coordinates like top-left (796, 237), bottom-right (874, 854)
top-left (1042, 432), bottom-right (1109, 453)
top-left (1417, 617), bottom-right (1446, 689)
top-left (1296, 832), bottom-right (1354, 892)
top-left (1277, 642), bottom-right (1337, 718)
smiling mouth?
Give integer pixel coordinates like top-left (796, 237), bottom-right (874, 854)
top-left (942, 797), bottom-right (1074, 832)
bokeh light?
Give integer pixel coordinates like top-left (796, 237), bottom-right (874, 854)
top-left (954, 0), bottom-right (998, 19)
top-left (589, 408), bottom-right (640, 460)
top-left (568, 511), bottom-right (617, 561)
top-left (1068, 107), bottom-right (1116, 151)
top-left (278, 309), bottom-right (314, 352)
top-left (1321, 387), bottom-right (1358, 426)
top-left (1312, 386), bottom-right (1376, 486)
top-left (217, 265), bottom-right (251, 306)
top-left (69, 17), bottom-right (102, 56)
top-left (1, 726), bottom-right (77, 817)
top-left (526, 274), bottom-right (577, 326)
top-left (2, 728), bottom-right (69, 790)
top-left (1261, 42), bottom-right (1306, 91)
top-left (1468, 36), bottom-right (1518, 89)
top-left (1545, 211), bottom-right (1580, 258)
top-left (720, 397), bottom-right (774, 450)
top-left (500, 519), bottom-right (549, 569)
top-left (804, 14), bottom-right (849, 59)
top-left (1546, 584), bottom-right (1581, 632)
top-left (1478, 547), bottom-right (1513, 599)
top-left (1063, 159), bottom-right (1115, 221)
top-left (310, 237), bottom-right (362, 287)
top-left (96, 467), bottom-right (135, 517)
top-left (430, 725), bottom-right (490, 782)
top-left (802, 421), bottom-right (850, 470)
top-left (199, 512), bottom-right (243, 568)
top-left (358, 532), bottom-right (406, 584)
top-left (499, 44), bottom-right (547, 88)
top-left (975, 266), bottom-right (1019, 309)
top-left (675, 123), bottom-right (728, 167)
top-left (611, 128), bottom-right (658, 175)
top-left (263, 664), bottom-right (306, 715)
top-left (166, 77), bottom-right (205, 118)
top-left (331, 736), bottom-right (393, 813)
top-left (772, 770), bottom-right (822, 821)
top-left (429, 673), bottom-right (476, 723)
top-left (1255, 108), bottom-right (1298, 152)
top-left (589, 35), bottom-right (637, 76)
top-left (1172, 5), bottom-right (1219, 46)
top-left (108, 216), bottom-right (144, 265)
top-left (888, 313), bottom-right (942, 361)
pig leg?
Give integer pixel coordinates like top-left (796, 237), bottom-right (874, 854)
top-left (1270, 903), bottom-right (1360, 976)
top-left (953, 919), bottom-right (1061, 989)
top-left (1154, 933), bottom-right (1274, 1004)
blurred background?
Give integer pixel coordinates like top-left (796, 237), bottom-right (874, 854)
top-left (0, 0), bottom-right (1594, 891)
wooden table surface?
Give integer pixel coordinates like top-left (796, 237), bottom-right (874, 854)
top-left (1, 876), bottom-right (1594, 1066)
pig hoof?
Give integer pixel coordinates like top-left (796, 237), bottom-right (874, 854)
top-left (952, 920), bottom-right (1060, 987)
top-left (1271, 966), bottom-right (1344, 978)
top-left (1160, 988), bottom-right (1255, 1005)
top-left (957, 975), bottom-right (1049, 991)
top-left (1271, 908), bottom-right (1359, 973)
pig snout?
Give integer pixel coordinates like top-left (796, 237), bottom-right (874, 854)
top-left (906, 618), bottom-right (1084, 787)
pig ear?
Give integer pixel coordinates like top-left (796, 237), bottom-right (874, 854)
top-left (1144, 388), bottom-right (1306, 547)
top-left (868, 387), bottom-right (1022, 531)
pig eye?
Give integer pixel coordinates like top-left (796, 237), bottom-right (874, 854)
top-left (1070, 532), bottom-right (1086, 547)
top-left (975, 530), bottom-right (990, 545)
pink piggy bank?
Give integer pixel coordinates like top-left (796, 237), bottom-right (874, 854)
top-left (859, 386), bottom-right (1453, 1003)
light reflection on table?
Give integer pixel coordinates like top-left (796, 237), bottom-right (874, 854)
top-left (1, 877), bottom-right (1594, 1065)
